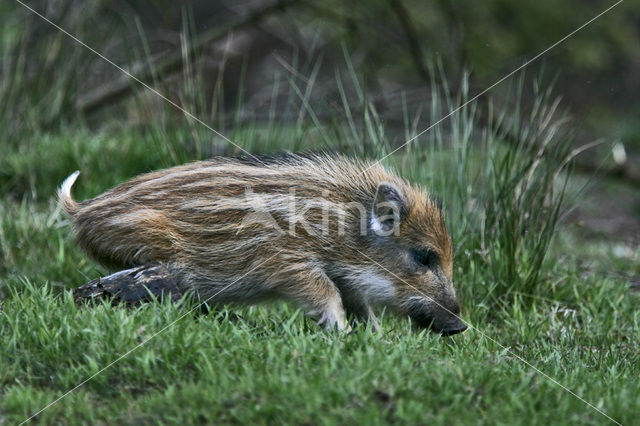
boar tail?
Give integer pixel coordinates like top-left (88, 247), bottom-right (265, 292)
top-left (58, 171), bottom-right (80, 216)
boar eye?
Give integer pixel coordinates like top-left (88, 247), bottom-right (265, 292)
top-left (412, 248), bottom-right (438, 269)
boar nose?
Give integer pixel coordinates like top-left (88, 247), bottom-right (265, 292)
top-left (407, 296), bottom-right (467, 335)
top-left (440, 317), bottom-right (467, 336)
top-left (434, 297), bottom-right (467, 335)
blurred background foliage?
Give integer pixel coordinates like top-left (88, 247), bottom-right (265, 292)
top-left (0, 0), bottom-right (639, 241)
top-left (2, 1), bottom-right (640, 150)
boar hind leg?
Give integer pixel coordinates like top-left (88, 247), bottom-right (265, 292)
top-left (282, 267), bottom-right (347, 331)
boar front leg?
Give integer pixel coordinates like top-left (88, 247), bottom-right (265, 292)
top-left (343, 297), bottom-right (380, 332)
top-left (280, 267), bottom-right (347, 331)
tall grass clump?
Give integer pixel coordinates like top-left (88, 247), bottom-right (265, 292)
top-left (0, 4), bottom-right (108, 140)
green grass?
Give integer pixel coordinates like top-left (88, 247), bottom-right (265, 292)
top-left (1, 120), bottom-right (638, 425)
top-left (0, 277), bottom-right (637, 425)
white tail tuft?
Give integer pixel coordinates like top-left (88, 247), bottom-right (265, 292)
top-left (59, 171), bottom-right (80, 215)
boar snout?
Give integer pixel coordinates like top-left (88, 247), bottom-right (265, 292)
top-left (407, 297), bottom-right (467, 336)
top-left (439, 317), bottom-right (468, 336)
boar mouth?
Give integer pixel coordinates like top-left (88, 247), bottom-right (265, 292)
top-left (407, 298), bottom-right (467, 336)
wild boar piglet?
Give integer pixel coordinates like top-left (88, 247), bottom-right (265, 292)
top-left (60, 153), bottom-right (466, 335)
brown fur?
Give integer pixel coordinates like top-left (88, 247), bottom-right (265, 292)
top-left (60, 153), bottom-right (465, 333)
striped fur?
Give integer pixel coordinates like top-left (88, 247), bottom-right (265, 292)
top-left (60, 153), bottom-right (465, 333)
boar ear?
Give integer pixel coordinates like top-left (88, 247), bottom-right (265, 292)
top-left (371, 182), bottom-right (407, 235)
